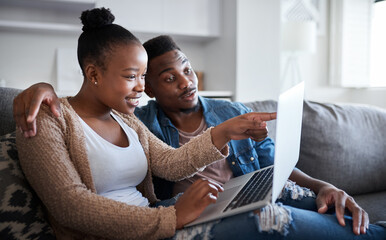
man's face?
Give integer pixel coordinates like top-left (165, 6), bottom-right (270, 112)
top-left (145, 49), bottom-right (199, 113)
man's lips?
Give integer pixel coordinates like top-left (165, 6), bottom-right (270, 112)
top-left (179, 88), bottom-right (197, 99)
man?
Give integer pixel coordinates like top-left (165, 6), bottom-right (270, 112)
top-left (14, 35), bottom-right (371, 236)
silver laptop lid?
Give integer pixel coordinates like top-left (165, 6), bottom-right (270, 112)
top-left (271, 81), bottom-right (304, 203)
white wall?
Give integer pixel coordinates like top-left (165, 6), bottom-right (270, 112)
top-left (0, 31), bottom-right (78, 90)
top-left (235, 0), bottom-right (281, 102)
top-left (1, 0), bottom-right (385, 109)
top-left (202, 0), bottom-right (237, 92)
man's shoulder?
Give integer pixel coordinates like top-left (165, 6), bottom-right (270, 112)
top-left (201, 97), bottom-right (250, 114)
top-left (134, 100), bottom-right (159, 118)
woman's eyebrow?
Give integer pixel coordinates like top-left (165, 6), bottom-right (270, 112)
top-left (122, 67), bottom-right (139, 71)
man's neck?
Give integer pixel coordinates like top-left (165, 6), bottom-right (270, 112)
top-left (163, 106), bottom-right (204, 133)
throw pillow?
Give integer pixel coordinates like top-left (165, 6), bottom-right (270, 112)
top-left (0, 131), bottom-right (55, 239)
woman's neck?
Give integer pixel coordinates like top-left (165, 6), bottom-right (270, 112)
top-left (68, 88), bottom-right (111, 121)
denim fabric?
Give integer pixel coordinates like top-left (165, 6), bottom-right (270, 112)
top-left (135, 96), bottom-right (275, 199)
top-left (159, 185), bottom-right (386, 240)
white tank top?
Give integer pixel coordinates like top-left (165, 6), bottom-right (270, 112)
top-left (78, 112), bottom-right (149, 207)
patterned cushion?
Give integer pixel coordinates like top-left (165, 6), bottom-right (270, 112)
top-left (0, 132), bottom-right (55, 239)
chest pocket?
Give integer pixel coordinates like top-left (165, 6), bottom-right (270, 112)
top-left (233, 147), bottom-right (261, 176)
top-left (236, 148), bottom-right (259, 165)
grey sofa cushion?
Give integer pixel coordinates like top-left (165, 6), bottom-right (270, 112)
top-left (0, 132), bottom-right (55, 239)
top-left (245, 100), bottom-right (386, 196)
top-left (354, 191), bottom-right (386, 223)
top-left (298, 101), bottom-right (386, 196)
top-left (0, 87), bottom-right (22, 136)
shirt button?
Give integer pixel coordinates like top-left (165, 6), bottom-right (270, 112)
top-left (250, 157), bottom-right (255, 161)
top-left (232, 161), bottom-right (236, 165)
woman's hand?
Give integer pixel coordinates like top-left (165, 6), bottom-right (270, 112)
top-left (13, 82), bottom-right (60, 138)
top-left (174, 179), bottom-right (224, 229)
top-left (211, 112), bottom-right (276, 150)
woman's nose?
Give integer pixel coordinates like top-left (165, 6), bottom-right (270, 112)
top-left (135, 78), bottom-right (145, 92)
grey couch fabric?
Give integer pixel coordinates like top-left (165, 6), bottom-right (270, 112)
top-left (0, 87), bottom-right (385, 238)
top-left (0, 87), bottom-right (21, 136)
top-left (244, 99), bottom-right (386, 223)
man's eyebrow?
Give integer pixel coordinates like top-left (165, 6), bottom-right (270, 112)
top-left (158, 57), bottom-right (189, 76)
top-left (158, 67), bottom-right (173, 76)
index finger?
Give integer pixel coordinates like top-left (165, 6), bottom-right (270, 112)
top-left (249, 112), bottom-right (277, 122)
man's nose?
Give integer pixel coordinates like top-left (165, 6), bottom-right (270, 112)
top-left (178, 75), bottom-right (192, 89)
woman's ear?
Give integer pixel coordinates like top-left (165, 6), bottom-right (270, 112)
top-left (144, 81), bottom-right (155, 98)
top-left (84, 64), bottom-right (98, 85)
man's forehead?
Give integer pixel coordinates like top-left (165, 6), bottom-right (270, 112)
top-left (155, 50), bottom-right (189, 68)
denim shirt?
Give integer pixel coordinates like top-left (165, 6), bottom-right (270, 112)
top-left (135, 96), bottom-right (275, 199)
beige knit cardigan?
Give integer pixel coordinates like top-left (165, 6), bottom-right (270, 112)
top-left (16, 98), bottom-right (229, 240)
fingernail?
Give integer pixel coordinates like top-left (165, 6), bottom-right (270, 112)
top-left (28, 130), bottom-right (34, 136)
top-left (23, 131), bottom-right (29, 138)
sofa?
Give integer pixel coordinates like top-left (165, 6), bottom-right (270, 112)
top-left (1, 86), bottom-right (385, 239)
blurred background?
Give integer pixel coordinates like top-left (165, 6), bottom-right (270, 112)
top-left (0, 0), bottom-right (385, 108)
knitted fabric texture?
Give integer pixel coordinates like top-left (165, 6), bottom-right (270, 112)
top-left (16, 98), bottom-right (229, 240)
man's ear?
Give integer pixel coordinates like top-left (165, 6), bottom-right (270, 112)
top-left (84, 64), bottom-right (98, 85)
top-left (144, 81), bottom-right (155, 98)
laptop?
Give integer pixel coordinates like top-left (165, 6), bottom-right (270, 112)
top-left (185, 81), bottom-right (304, 227)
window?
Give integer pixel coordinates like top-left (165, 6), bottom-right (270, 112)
top-left (330, 0), bottom-right (386, 88)
top-left (370, 0), bottom-right (386, 87)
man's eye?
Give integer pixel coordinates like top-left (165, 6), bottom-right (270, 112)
top-left (165, 75), bottom-right (175, 82)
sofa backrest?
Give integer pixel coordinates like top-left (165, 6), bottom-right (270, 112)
top-left (245, 100), bottom-right (386, 196)
top-left (0, 87), bottom-right (22, 136)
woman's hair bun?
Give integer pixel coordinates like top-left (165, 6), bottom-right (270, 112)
top-left (80, 7), bottom-right (115, 32)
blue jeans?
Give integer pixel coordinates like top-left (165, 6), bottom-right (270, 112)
top-left (155, 182), bottom-right (386, 240)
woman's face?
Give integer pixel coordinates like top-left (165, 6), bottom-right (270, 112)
top-left (96, 43), bottom-right (148, 114)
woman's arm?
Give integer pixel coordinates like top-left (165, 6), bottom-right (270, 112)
top-left (16, 104), bottom-right (177, 240)
top-left (129, 112), bottom-right (276, 182)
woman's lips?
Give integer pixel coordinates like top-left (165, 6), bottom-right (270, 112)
top-left (125, 97), bottom-right (140, 107)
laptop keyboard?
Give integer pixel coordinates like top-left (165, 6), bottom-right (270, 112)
top-left (223, 167), bottom-right (273, 212)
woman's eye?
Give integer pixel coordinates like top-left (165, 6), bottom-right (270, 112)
top-left (125, 75), bottom-right (136, 80)
top-left (141, 73), bottom-right (146, 79)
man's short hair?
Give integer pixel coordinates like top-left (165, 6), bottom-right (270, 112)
top-left (143, 35), bottom-right (181, 62)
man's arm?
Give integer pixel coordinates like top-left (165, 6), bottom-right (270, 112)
top-left (289, 169), bottom-right (369, 235)
top-left (13, 82), bottom-right (61, 137)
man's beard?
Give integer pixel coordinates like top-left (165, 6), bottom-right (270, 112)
top-left (180, 100), bottom-right (201, 114)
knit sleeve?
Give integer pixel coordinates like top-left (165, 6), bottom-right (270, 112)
top-left (16, 104), bottom-right (177, 240)
top-left (138, 121), bottom-right (230, 181)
